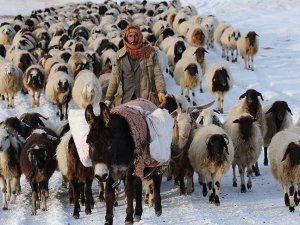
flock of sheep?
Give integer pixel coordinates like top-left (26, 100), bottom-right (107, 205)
top-left (0, 0), bottom-right (299, 222)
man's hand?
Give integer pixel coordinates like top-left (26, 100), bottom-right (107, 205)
top-left (158, 93), bottom-right (166, 108)
top-left (104, 100), bottom-right (112, 108)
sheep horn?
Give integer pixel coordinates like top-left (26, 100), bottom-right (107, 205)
top-left (265, 107), bottom-right (273, 115)
top-left (187, 100), bottom-right (215, 113)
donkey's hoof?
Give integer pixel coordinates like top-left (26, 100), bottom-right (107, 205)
top-left (155, 210), bottom-right (162, 217)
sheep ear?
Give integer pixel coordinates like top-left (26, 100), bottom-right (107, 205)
top-left (287, 106), bottom-right (293, 115)
top-left (258, 92), bottom-right (264, 101)
top-left (265, 107), bottom-right (273, 115)
top-left (191, 117), bottom-right (198, 129)
top-left (100, 102), bottom-right (110, 127)
top-left (204, 48), bottom-right (208, 53)
top-left (281, 147), bottom-right (291, 162)
top-left (232, 119), bottom-right (240, 123)
top-left (239, 93), bottom-right (246, 100)
top-left (170, 110), bottom-right (178, 118)
top-left (255, 32), bottom-right (259, 37)
top-left (85, 104), bottom-right (96, 126)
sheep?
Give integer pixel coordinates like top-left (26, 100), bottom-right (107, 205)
top-left (206, 64), bottom-right (233, 113)
top-left (269, 130), bottom-right (300, 212)
top-left (213, 23), bottom-right (230, 57)
top-left (220, 26), bottom-right (241, 62)
top-left (0, 59), bottom-right (23, 108)
top-left (68, 52), bottom-right (92, 78)
top-left (45, 71), bottom-right (74, 120)
top-left (237, 31), bottom-right (259, 71)
top-left (100, 48), bottom-right (116, 72)
top-left (154, 46), bottom-right (168, 74)
top-left (172, 13), bottom-right (189, 33)
top-left (195, 109), bottom-right (223, 127)
top-left (156, 27), bottom-right (175, 45)
top-left (226, 89), bottom-right (266, 175)
top-left (0, 128), bottom-right (22, 210)
top-left (20, 131), bottom-right (58, 215)
top-left (182, 46), bottom-right (207, 79)
top-left (186, 25), bottom-right (207, 48)
top-left (98, 70), bottom-right (111, 101)
top-left (224, 113), bottom-right (263, 193)
top-left (188, 125), bottom-right (234, 205)
top-left (200, 15), bottom-right (219, 49)
top-left (0, 44), bottom-right (6, 58)
top-left (0, 24), bottom-right (16, 45)
top-left (174, 58), bottom-right (200, 106)
top-left (48, 33), bottom-right (70, 50)
top-left (72, 69), bottom-right (102, 109)
top-left (263, 100), bottom-right (293, 166)
top-left (152, 20), bottom-right (169, 38)
top-left (23, 65), bottom-right (45, 107)
top-left (56, 131), bottom-right (94, 218)
top-left (63, 40), bottom-right (86, 52)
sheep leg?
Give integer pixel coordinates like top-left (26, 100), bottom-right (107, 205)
top-left (32, 92), bottom-right (36, 107)
top-left (6, 178), bottom-right (11, 201)
top-left (58, 103), bottom-right (64, 121)
top-left (124, 168), bottom-right (134, 224)
top-left (247, 165), bottom-right (252, 191)
top-left (4, 93), bottom-right (9, 108)
top-left (226, 48), bottom-right (229, 61)
top-left (36, 92), bottom-right (41, 107)
top-left (232, 164), bottom-right (237, 187)
top-left (252, 161), bottom-right (260, 176)
top-left (221, 47), bottom-right (226, 58)
top-left (134, 177), bottom-right (143, 222)
top-left (65, 101), bottom-right (69, 120)
top-left (152, 172), bottom-right (162, 217)
top-left (262, 147), bottom-right (268, 165)
top-left (0, 176), bottom-right (8, 210)
top-left (9, 93), bottom-right (15, 108)
top-left (231, 50), bottom-right (235, 63)
top-left (10, 177), bottom-right (18, 204)
top-left (186, 166), bottom-right (194, 194)
top-left (178, 173), bottom-right (186, 195)
top-left (207, 181), bottom-right (215, 203)
top-left (71, 177), bottom-right (80, 219)
top-left (283, 185), bottom-right (290, 206)
top-left (214, 171), bottom-right (223, 206)
top-left (192, 89), bottom-right (196, 106)
top-left (199, 81), bottom-right (203, 93)
top-left (85, 178), bottom-right (93, 215)
top-left (30, 182), bottom-right (38, 215)
top-left (289, 186), bottom-right (295, 212)
top-left (234, 49), bottom-right (238, 62)
top-left (251, 56), bottom-right (254, 71)
top-left (239, 166), bottom-right (246, 193)
top-left (184, 89), bottom-right (190, 102)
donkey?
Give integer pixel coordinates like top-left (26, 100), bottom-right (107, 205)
top-left (85, 102), bottom-right (162, 225)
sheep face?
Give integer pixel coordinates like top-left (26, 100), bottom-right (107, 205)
top-left (0, 24), bottom-right (16, 44)
top-left (4, 63), bottom-right (18, 76)
top-left (212, 68), bottom-right (230, 92)
top-left (26, 67), bottom-right (44, 90)
top-left (233, 115), bottom-right (255, 141)
top-left (161, 27), bottom-right (174, 40)
top-left (246, 31), bottom-right (258, 47)
top-left (193, 47), bottom-right (207, 64)
top-left (57, 79), bottom-right (71, 94)
top-left (174, 112), bottom-right (193, 149)
top-left (196, 109), bottom-right (221, 126)
top-left (266, 101), bottom-right (292, 125)
top-left (239, 89), bottom-right (264, 103)
top-left (231, 30), bottom-right (241, 41)
top-left (281, 142), bottom-right (300, 166)
top-left (174, 41), bottom-right (186, 63)
top-left (0, 128), bottom-right (10, 151)
top-left (28, 145), bottom-right (47, 171)
top-left (191, 29), bottom-right (205, 47)
top-left (18, 53), bottom-right (35, 72)
top-left (206, 134), bottom-right (229, 165)
top-left (184, 64), bottom-right (198, 77)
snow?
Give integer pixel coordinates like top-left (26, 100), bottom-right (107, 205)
top-left (1, 0), bottom-right (300, 224)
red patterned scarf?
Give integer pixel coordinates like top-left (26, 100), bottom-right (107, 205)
top-left (122, 24), bottom-right (155, 59)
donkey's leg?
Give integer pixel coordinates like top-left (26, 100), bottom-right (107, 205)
top-left (125, 168), bottom-right (135, 224)
top-left (134, 177), bottom-right (143, 222)
top-left (0, 176), bottom-right (8, 210)
top-left (85, 178), bottom-right (93, 215)
top-left (71, 178), bottom-right (80, 219)
top-left (153, 172), bottom-right (162, 217)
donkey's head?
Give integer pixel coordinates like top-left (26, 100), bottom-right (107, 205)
top-left (85, 102), bottom-right (112, 182)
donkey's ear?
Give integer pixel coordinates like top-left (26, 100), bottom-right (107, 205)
top-left (100, 102), bottom-right (110, 127)
top-left (85, 104), bottom-right (95, 126)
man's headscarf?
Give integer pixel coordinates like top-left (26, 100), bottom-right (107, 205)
top-left (122, 24), bottom-right (155, 59)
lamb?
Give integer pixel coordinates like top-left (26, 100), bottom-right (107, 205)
top-left (23, 65), bottom-right (45, 107)
top-left (220, 26), bottom-right (241, 62)
top-left (56, 131), bottom-right (94, 218)
top-left (224, 113), bottom-right (263, 193)
top-left (263, 100), bottom-right (293, 166)
top-left (206, 64), bottom-right (233, 113)
top-left (269, 130), bottom-right (300, 212)
top-left (0, 128), bottom-right (23, 210)
top-left (182, 46), bottom-right (207, 79)
top-left (174, 58), bottom-right (200, 106)
top-left (188, 125), bottom-right (234, 205)
top-left (20, 131), bottom-right (58, 215)
top-left (226, 89), bottom-right (266, 175)
top-left (0, 59), bottom-right (23, 108)
top-left (0, 24), bottom-right (16, 45)
top-left (45, 71), bottom-right (74, 120)
top-left (237, 31), bottom-right (259, 71)
top-left (72, 69), bottom-right (102, 109)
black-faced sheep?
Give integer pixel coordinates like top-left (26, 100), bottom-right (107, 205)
top-left (269, 130), bottom-right (300, 212)
top-left (188, 125), bottom-right (234, 205)
top-left (237, 31), bottom-right (259, 71)
top-left (182, 46), bottom-right (207, 79)
top-left (23, 65), bottom-right (45, 107)
top-left (206, 64), bottom-right (233, 113)
top-left (263, 100), bottom-right (293, 166)
top-left (224, 113), bottom-right (263, 193)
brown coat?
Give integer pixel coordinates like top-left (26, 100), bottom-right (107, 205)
top-left (105, 47), bottom-right (166, 106)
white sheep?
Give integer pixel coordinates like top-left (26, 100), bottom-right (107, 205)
top-left (195, 109), bottom-right (223, 127)
top-left (237, 31), bottom-right (259, 71)
top-left (72, 69), bottom-right (102, 109)
top-left (214, 23), bottom-right (230, 57)
top-left (269, 130), bottom-right (300, 212)
top-left (206, 64), bottom-right (233, 113)
top-left (220, 26), bottom-right (241, 62)
top-left (263, 100), bottom-right (293, 166)
top-left (174, 58), bottom-right (200, 106)
top-left (0, 59), bottom-right (23, 108)
top-left (224, 113), bottom-right (263, 193)
top-left (45, 71), bottom-right (74, 120)
top-left (0, 24), bottom-right (16, 45)
top-left (188, 124), bottom-right (234, 205)
top-left (200, 15), bottom-right (219, 49)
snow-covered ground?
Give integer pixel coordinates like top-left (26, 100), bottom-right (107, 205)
top-left (1, 0), bottom-right (300, 224)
